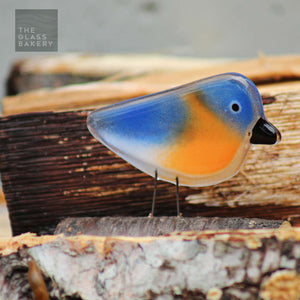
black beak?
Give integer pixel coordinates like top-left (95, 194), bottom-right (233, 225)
top-left (250, 118), bottom-right (281, 145)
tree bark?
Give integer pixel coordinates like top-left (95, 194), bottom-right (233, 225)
top-left (1, 229), bottom-right (300, 300)
top-left (54, 216), bottom-right (285, 236)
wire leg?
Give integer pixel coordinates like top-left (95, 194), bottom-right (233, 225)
top-left (149, 170), bottom-right (158, 217)
top-left (176, 176), bottom-right (180, 216)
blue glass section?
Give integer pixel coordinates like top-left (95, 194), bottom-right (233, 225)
top-left (198, 75), bottom-right (256, 133)
top-left (93, 94), bottom-right (189, 145)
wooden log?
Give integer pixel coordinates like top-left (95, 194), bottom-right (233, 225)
top-left (6, 54), bottom-right (223, 95)
top-left (0, 82), bottom-right (298, 236)
top-left (1, 228), bottom-right (300, 299)
top-left (55, 216), bottom-right (285, 236)
top-left (4, 55), bottom-right (300, 115)
top-left (2, 81), bottom-right (169, 116)
top-left (6, 64), bottom-right (105, 96)
top-left (128, 54), bottom-right (300, 86)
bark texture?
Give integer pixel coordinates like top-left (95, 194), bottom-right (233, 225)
top-left (55, 216), bottom-right (284, 237)
top-left (1, 229), bottom-right (300, 299)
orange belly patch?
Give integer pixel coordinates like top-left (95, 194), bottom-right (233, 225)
top-left (158, 93), bottom-right (243, 175)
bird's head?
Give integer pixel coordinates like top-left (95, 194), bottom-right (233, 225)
top-left (197, 73), bottom-right (281, 145)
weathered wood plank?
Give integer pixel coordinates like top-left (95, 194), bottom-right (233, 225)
top-left (1, 229), bottom-right (300, 299)
top-left (0, 83), bottom-right (298, 235)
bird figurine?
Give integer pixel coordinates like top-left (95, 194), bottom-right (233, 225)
top-left (87, 73), bottom-right (281, 216)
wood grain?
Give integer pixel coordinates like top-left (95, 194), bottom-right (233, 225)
top-left (0, 83), bottom-right (299, 235)
top-left (4, 55), bottom-right (300, 115)
top-left (6, 54), bottom-right (224, 95)
top-left (126, 54), bottom-right (300, 86)
top-left (2, 81), bottom-right (169, 116)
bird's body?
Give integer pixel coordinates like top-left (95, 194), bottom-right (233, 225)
top-left (87, 73), bottom-right (280, 188)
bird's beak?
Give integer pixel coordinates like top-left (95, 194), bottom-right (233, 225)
top-left (250, 117), bottom-right (281, 145)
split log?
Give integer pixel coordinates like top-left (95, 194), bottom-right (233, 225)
top-left (54, 216), bottom-right (285, 236)
top-left (0, 83), bottom-right (298, 235)
top-left (6, 53), bottom-right (224, 95)
top-left (1, 228), bottom-right (300, 299)
top-left (128, 54), bottom-right (300, 86)
top-left (4, 55), bottom-right (300, 115)
top-left (2, 81), bottom-right (169, 116)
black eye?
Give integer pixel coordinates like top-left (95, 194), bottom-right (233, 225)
top-left (231, 102), bottom-right (240, 112)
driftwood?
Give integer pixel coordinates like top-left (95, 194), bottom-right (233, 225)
top-left (0, 82), bottom-right (299, 235)
top-left (1, 228), bottom-right (300, 299)
top-left (55, 216), bottom-right (285, 236)
top-left (4, 55), bottom-right (300, 115)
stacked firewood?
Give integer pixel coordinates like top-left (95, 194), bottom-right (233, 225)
top-left (0, 54), bottom-right (299, 299)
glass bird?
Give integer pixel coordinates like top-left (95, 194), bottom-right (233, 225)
top-left (87, 73), bottom-right (281, 215)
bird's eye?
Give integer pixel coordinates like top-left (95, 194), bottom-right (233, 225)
top-left (230, 102), bottom-right (240, 113)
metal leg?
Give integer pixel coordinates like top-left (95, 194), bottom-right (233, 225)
top-left (149, 170), bottom-right (158, 217)
top-left (176, 176), bottom-right (180, 216)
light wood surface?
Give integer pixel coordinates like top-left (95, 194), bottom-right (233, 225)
top-left (4, 55), bottom-right (300, 115)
